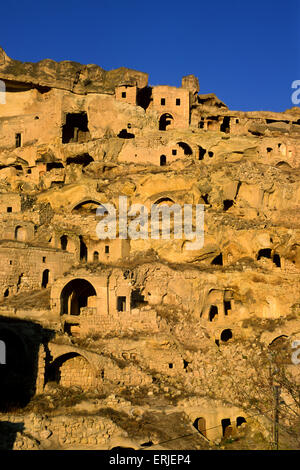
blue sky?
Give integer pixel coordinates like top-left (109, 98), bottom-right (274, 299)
top-left (1, 0), bottom-right (299, 112)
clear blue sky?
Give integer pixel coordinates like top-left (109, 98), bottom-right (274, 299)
top-left (1, 0), bottom-right (299, 112)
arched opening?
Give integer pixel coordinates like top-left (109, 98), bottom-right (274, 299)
top-left (221, 418), bottom-right (232, 437)
top-left (60, 279), bottom-right (97, 315)
top-left (41, 269), bottom-right (49, 288)
top-left (193, 417), bottom-right (206, 437)
top-left (269, 335), bottom-right (288, 348)
top-left (66, 153), bottom-right (94, 167)
top-left (212, 253), bottom-right (223, 266)
top-left (257, 248), bottom-right (272, 261)
top-left (46, 353), bottom-right (96, 389)
top-left (159, 113), bottom-right (174, 131)
top-left (93, 251), bottom-right (99, 262)
top-left (275, 161), bottom-right (291, 169)
top-left (160, 155), bottom-right (167, 166)
top-left (15, 226), bottom-right (26, 242)
top-left (236, 416), bottom-right (246, 427)
top-left (60, 235), bottom-right (68, 251)
top-left (79, 236), bottom-right (88, 262)
top-left (154, 197), bottom-right (175, 206)
top-left (72, 200), bottom-right (104, 215)
top-left (221, 329), bottom-right (232, 342)
top-left (177, 142), bottom-right (193, 156)
top-left (209, 305), bottom-right (218, 322)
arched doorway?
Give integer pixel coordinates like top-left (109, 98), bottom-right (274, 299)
top-left (42, 269), bottom-right (50, 288)
top-left (46, 353), bottom-right (97, 389)
top-left (193, 417), bottom-right (206, 437)
top-left (159, 113), bottom-right (174, 131)
top-left (15, 226), bottom-right (26, 241)
top-left (160, 155), bottom-right (167, 166)
top-left (60, 235), bottom-right (68, 251)
top-left (177, 142), bottom-right (193, 155)
top-left (60, 279), bottom-right (97, 315)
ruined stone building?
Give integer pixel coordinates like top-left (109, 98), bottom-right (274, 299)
top-left (0, 46), bottom-right (300, 450)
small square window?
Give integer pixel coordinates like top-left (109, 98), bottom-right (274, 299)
top-left (172, 149), bottom-right (177, 156)
top-left (176, 98), bottom-right (181, 106)
top-left (161, 98), bottom-right (166, 106)
top-left (169, 363), bottom-right (173, 369)
top-left (105, 245), bottom-right (110, 254)
top-left (42, 257), bottom-right (46, 263)
top-left (122, 91), bottom-right (126, 98)
top-left (7, 207), bottom-right (12, 213)
top-left (27, 169), bottom-right (32, 174)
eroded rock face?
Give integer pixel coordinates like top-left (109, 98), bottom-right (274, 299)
top-left (0, 47), bottom-right (299, 450)
top-left (0, 47), bottom-right (148, 94)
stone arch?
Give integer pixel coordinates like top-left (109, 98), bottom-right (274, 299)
top-left (269, 334), bottom-right (288, 347)
top-left (176, 141), bottom-right (193, 156)
top-left (153, 197), bottom-right (176, 206)
top-left (193, 417), bottom-right (207, 437)
top-left (71, 199), bottom-right (106, 214)
top-left (46, 352), bottom-right (97, 389)
top-left (159, 113), bottom-right (174, 131)
top-left (275, 161), bottom-right (291, 169)
top-left (60, 278), bottom-right (97, 316)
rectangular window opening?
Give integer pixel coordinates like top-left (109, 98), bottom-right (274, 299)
top-left (15, 133), bottom-right (21, 148)
top-left (117, 296), bottom-right (126, 312)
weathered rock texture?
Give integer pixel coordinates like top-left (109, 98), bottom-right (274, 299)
top-left (0, 47), bottom-right (299, 450)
